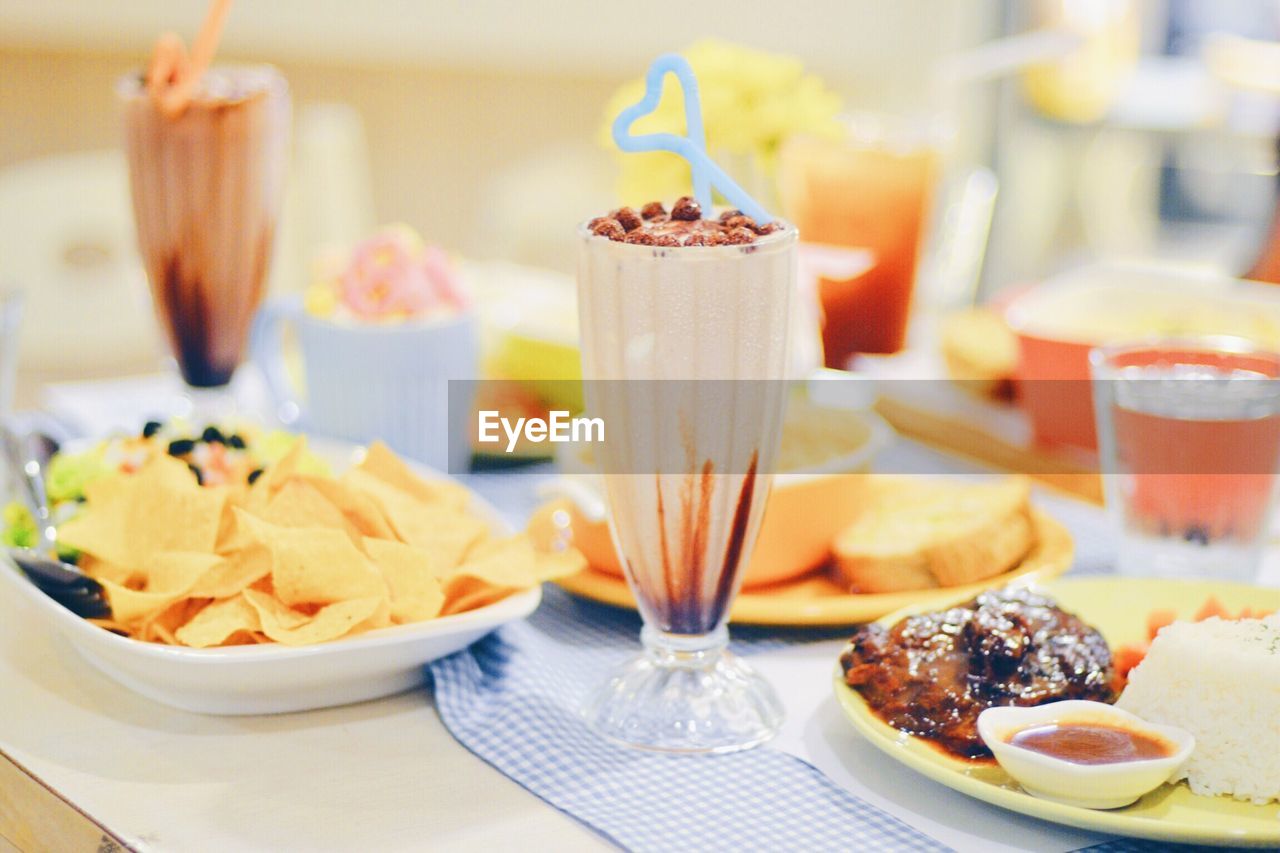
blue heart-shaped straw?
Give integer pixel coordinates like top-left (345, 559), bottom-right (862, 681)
top-left (611, 54), bottom-right (774, 225)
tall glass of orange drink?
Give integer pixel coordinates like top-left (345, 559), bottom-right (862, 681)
top-left (779, 115), bottom-right (940, 365)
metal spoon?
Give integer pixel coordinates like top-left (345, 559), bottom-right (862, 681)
top-left (1, 426), bottom-right (110, 619)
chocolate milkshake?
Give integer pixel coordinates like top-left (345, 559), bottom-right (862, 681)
top-left (578, 197), bottom-right (795, 752)
top-left (119, 66), bottom-right (289, 387)
top-left (579, 199), bottom-right (794, 635)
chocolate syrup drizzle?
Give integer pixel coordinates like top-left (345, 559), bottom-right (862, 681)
top-left (644, 451), bottom-right (759, 635)
top-left (157, 224), bottom-right (272, 388)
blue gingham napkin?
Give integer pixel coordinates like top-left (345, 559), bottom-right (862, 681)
top-left (428, 586), bottom-right (947, 852)
top-left (435, 465), bottom-right (1155, 852)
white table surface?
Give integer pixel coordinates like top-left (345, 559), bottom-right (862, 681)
top-left (0, 585), bottom-right (609, 852)
top-left (0, 578), bottom-right (1113, 853)
top-left (8, 374), bottom-right (1275, 852)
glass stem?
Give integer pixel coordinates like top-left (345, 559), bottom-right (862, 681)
top-left (180, 381), bottom-right (238, 425)
top-left (640, 624), bottom-right (728, 670)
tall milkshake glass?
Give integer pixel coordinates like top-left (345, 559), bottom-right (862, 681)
top-left (577, 218), bottom-right (796, 752)
top-left (118, 66), bottom-right (290, 415)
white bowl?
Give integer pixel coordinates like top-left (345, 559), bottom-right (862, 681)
top-left (978, 700), bottom-right (1195, 810)
top-left (0, 437), bottom-right (540, 715)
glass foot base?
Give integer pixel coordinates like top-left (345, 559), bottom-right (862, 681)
top-left (176, 383), bottom-right (240, 426)
top-left (583, 628), bottom-right (784, 754)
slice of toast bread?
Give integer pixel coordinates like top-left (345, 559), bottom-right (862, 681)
top-left (832, 476), bottom-right (1035, 593)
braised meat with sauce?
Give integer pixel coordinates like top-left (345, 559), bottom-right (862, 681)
top-left (840, 588), bottom-right (1115, 760)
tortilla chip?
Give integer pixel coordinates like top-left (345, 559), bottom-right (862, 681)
top-left (65, 432), bottom-right (560, 647)
top-left (127, 459), bottom-right (227, 556)
top-left (86, 617), bottom-right (129, 636)
top-left (358, 441), bottom-right (471, 510)
top-left (144, 551), bottom-right (225, 593)
top-left (215, 501), bottom-right (258, 555)
top-left (399, 508), bottom-right (489, 569)
top-left (434, 537), bottom-right (537, 615)
top-left (258, 437), bottom-right (309, 496)
top-left (234, 437), bottom-right (304, 516)
top-left (83, 473), bottom-right (128, 506)
top-left (237, 513), bottom-right (387, 607)
top-left (296, 474), bottom-right (397, 540)
top-left (263, 478), bottom-right (362, 545)
top-left (344, 469), bottom-right (488, 566)
top-left (79, 555), bottom-right (140, 588)
top-left (188, 543), bottom-right (272, 599)
top-left (98, 551), bottom-right (223, 626)
top-left (363, 537), bottom-right (445, 623)
top-left (246, 589), bottom-right (310, 630)
top-left (215, 494), bottom-right (247, 552)
top-left (175, 595), bottom-right (263, 648)
top-left (60, 455), bottom-right (225, 568)
top-left (446, 536), bottom-right (540, 587)
top-left (141, 597), bottom-right (210, 644)
top-left (437, 536), bottom-right (582, 615)
top-left (354, 594), bottom-right (393, 634)
top-left (100, 580), bottom-right (182, 627)
top-left (439, 577), bottom-right (517, 615)
top-left (59, 491), bottom-right (132, 568)
top-left (243, 588), bottom-right (382, 646)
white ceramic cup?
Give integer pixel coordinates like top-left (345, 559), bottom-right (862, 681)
top-left (250, 295), bottom-right (478, 472)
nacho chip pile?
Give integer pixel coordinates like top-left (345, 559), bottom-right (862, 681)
top-left (58, 440), bottom-right (583, 647)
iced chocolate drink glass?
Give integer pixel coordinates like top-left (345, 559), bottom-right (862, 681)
top-left (118, 66), bottom-right (289, 398)
top-left (577, 199), bottom-right (795, 752)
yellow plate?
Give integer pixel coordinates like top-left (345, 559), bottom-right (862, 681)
top-left (554, 508), bottom-right (1072, 626)
top-left (833, 576), bottom-right (1280, 847)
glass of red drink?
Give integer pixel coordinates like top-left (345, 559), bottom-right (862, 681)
top-left (1091, 337), bottom-right (1280, 581)
top-left (778, 114), bottom-right (940, 365)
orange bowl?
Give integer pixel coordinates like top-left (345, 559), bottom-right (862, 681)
top-left (1009, 330), bottom-right (1096, 448)
top-left (552, 405), bottom-right (893, 589)
top-left (1005, 263), bottom-right (1280, 451)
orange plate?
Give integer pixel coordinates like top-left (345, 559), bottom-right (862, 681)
top-left (551, 508), bottom-right (1073, 626)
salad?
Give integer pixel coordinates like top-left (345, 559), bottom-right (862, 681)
top-left (2, 420), bottom-right (327, 562)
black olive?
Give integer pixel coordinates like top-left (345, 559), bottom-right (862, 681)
top-left (1183, 525), bottom-right (1211, 546)
top-left (247, 468), bottom-right (264, 485)
top-left (142, 420), bottom-right (163, 439)
top-left (202, 426), bottom-right (225, 444)
top-left (168, 438), bottom-right (196, 456)
top-left (187, 464), bottom-right (204, 486)
top-left (227, 434), bottom-right (247, 449)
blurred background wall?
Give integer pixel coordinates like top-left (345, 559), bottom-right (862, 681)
top-left (4, 0), bottom-right (1280, 395)
top-left (0, 0), bottom-right (998, 267)
top-left (0, 0), bottom-right (1002, 392)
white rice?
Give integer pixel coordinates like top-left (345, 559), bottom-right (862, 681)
top-left (1117, 614), bottom-right (1280, 804)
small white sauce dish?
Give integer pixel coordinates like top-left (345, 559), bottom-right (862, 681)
top-left (978, 700), bottom-right (1195, 809)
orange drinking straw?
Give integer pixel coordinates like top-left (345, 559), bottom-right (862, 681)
top-left (146, 0), bottom-right (233, 117)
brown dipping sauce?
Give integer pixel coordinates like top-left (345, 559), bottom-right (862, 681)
top-left (1007, 723), bottom-right (1174, 765)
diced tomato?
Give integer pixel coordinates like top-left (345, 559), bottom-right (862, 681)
top-left (1112, 643), bottom-right (1149, 692)
top-left (1119, 597), bottom-right (1274, 693)
top-left (1193, 596), bottom-right (1229, 622)
top-left (199, 442), bottom-right (231, 486)
top-left (1145, 609), bottom-right (1177, 642)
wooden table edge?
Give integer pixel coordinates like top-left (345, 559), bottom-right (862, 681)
top-left (0, 745), bottom-right (130, 853)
